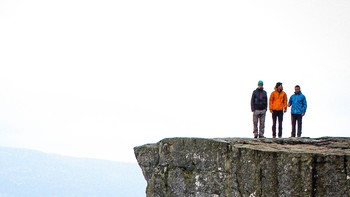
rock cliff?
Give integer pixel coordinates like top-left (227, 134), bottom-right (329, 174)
top-left (134, 137), bottom-right (350, 197)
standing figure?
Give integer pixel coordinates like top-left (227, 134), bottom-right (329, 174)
top-left (269, 82), bottom-right (287, 138)
top-left (251, 80), bottom-right (268, 138)
top-left (288, 85), bottom-right (307, 137)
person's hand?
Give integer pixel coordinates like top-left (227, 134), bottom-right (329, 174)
top-left (270, 110), bottom-right (273, 113)
top-left (302, 113), bottom-right (305, 116)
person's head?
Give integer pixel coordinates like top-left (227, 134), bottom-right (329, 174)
top-left (258, 80), bottom-right (263, 89)
top-left (294, 85), bottom-right (300, 93)
top-left (275, 82), bottom-right (283, 91)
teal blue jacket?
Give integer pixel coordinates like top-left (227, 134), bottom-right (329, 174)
top-left (288, 91), bottom-right (307, 114)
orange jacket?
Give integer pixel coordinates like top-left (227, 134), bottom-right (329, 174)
top-left (269, 88), bottom-right (288, 111)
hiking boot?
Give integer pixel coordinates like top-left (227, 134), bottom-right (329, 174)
top-left (272, 136), bottom-right (276, 138)
top-left (259, 136), bottom-right (266, 138)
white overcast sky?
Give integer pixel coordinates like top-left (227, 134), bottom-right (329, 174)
top-left (0, 0), bottom-right (349, 163)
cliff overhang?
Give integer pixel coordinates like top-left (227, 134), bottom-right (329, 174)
top-left (134, 137), bottom-right (350, 196)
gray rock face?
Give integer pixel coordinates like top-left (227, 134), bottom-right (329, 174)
top-left (134, 137), bottom-right (350, 197)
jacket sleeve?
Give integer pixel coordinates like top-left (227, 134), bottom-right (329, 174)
top-left (264, 92), bottom-right (268, 110)
top-left (288, 95), bottom-right (292, 106)
top-left (284, 93), bottom-right (288, 111)
top-left (302, 95), bottom-right (307, 113)
top-left (269, 93), bottom-right (273, 111)
top-left (251, 91), bottom-right (255, 112)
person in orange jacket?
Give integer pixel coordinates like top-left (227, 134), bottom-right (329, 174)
top-left (269, 82), bottom-right (288, 138)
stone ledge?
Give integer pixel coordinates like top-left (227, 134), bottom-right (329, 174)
top-left (134, 137), bottom-right (350, 197)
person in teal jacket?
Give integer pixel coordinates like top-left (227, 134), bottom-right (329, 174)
top-left (288, 85), bottom-right (307, 137)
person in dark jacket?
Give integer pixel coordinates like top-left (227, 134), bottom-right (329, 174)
top-left (288, 85), bottom-right (307, 137)
top-left (251, 80), bottom-right (268, 138)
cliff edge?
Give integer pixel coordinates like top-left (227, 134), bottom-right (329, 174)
top-left (134, 137), bottom-right (350, 197)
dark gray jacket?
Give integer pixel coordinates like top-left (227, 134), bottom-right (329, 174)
top-left (251, 88), bottom-right (268, 111)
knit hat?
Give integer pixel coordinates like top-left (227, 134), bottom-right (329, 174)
top-left (258, 80), bottom-right (263, 85)
top-left (275, 82), bottom-right (282, 88)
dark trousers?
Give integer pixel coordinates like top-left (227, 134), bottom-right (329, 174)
top-left (291, 114), bottom-right (303, 137)
top-left (272, 110), bottom-right (284, 137)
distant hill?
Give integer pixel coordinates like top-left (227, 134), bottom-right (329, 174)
top-left (0, 146), bottom-right (146, 196)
